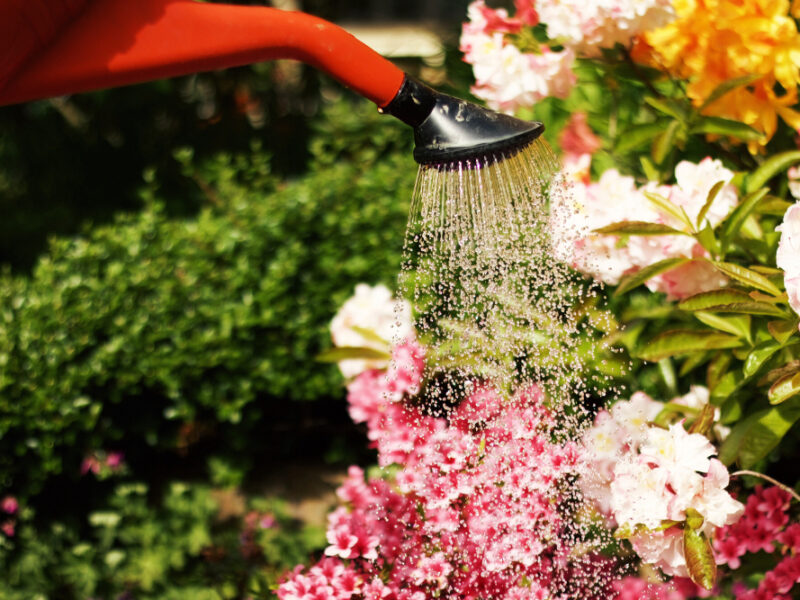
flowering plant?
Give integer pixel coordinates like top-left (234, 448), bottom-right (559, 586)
top-left (456, 0), bottom-right (800, 596)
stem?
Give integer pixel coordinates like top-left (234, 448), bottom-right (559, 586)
top-left (730, 470), bottom-right (800, 503)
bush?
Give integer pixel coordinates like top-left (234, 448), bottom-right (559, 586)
top-left (0, 98), bottom-right (416, 496)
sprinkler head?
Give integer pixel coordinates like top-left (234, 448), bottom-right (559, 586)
top-left (383, 75), bottom-right (544, 166)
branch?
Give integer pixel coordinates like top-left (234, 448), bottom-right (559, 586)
top-left (730, 470), bottom-right (800, 503)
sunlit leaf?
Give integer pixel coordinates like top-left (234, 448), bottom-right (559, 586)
top-left (694, 312), bottom-right (751, 342)
top-left (719, 399), bottom-right (800, 467)
top-left (690, 116), bottom-right (763, 141)
top-left (643, 191), bottom-right (694, 231)
top-left (684, 527), bottom-right (716, 590)
top-left (315, 346), bottom-right (391, 363)
top-left (349, 326), bottom-right (390, 347)
top-left (636, 330), bottom-right (743, 362)
top-left (592, 221), bottom-right (689, 236)
top-left (613, 257), bottom-right (690, 296)
top-left (769, 371), bottom-right (800, 405)
top-left (744, 341), bottom-right (782, 378)
top-left (645, 97), bottom-right (689, 122)
top-left (707, 260), bottom-right (783, 296)
top-left (699, 74), bottom-right (760, 111)
top-left (696, 180), bottom-right (726, 228)
top-left (768, 319), bottom-right (799, 344)
top-left (745, 150), bottom-right (800, 194)
top-left (688, 404), bottom-right (716, 436)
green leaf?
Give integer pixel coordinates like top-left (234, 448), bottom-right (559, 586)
top-left (636, 330), bottom-right (743, 362)
top-left (707, 260), bottom-right (783, 296)
top-left (694, 311), bottom-right (751, 342)
top-left (757, 360), bottom-right (800, 387)
top-left (613, 257), bottom-right (690, 296)
top-left (699, 74), bottom-right (761, 111)
top-left (592, 221), bottom-right (689, 236)
top-left (719, 399), bottom-right (800, 467)
top-left (652, 120), bottom-right (681, 165)
top-left (745, 150), bottom-right (800, 194)
top-left (615, 123), bottom-right (666, 154)
top-left (707, 352), bottom-right (732, 391)
top-left (769, 371), bottom-right (800, 405)
top-left (696, 180), bottom-right (726, 228)
top-left (690, 116), bottom-right (763, 141)
top-left (643, 190), bottom-right (694, 231)
top-left (744, 341), bottom-right (782, 378)
top-left (349, 326), bottom-right (390, 347)
top-left (695, 223), bottom-right (720, 256)
top-left (759, 198), bottom-right (794, 216)
top-left (645, 97), bottom-right (689, 122)
top-left (684, 527), bottom-right (717, 590)
top-left (679, 289), bottom-right (753, 311)
top-left (680, 351), bottom-right (710, 376)
top-left (768, 319), bottom-right (799, 344)
top-left (315, 346), bottom-right (391, 363)
top-left (720, 188), bottom-right (769, 249)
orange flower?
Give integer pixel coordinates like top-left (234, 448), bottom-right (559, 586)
top-left (633, 0), bottom-right (800, 151)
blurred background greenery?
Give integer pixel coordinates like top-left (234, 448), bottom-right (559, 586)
top-left (0, 2), bottom-right (474, 598)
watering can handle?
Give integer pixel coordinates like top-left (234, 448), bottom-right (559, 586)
top-left (0, 0), bottom-right (406, 107)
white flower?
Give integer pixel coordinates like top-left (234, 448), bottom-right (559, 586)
top-left (330, 284), bottom-right (413, 378)
top-left (788, 166), bottom-right (800, 200)
top-left (693, 459), bottom-right (744, 529)
top-left (536, 0), bottom-right (675, 56)
top-left (629, 527), bottom-right (688, 578)
top-left (777, 202), bottom-right (800, 325)
top-left (639, 423), bottom-right (716, 474)
top-left (610, 457), bottom-right (670, 529)
top-left (610, 391), bottom-right (664, 444)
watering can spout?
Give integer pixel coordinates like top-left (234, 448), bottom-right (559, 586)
top-left (0, 0), bottom-right (405, 107)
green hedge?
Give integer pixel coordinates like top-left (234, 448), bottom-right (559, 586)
top-left (0, 99), bottom-right (416, 495)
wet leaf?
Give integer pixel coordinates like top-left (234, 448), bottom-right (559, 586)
top-left (684, 527), bottom-right (716, 590)
top-left (614, 258), bottom-right (690, 296)
top-left (636, 330), bottom-right (743, 362)
top-left (743, 341), bottom-right (782, 378)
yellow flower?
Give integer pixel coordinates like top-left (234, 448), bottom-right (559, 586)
top-left (633, 0), bottom-right (800, 151)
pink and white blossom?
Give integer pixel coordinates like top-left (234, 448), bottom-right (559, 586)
top-left (776, 202), bottom-right (800, 327)
top-left (330, 283), bottom-right (413, 378)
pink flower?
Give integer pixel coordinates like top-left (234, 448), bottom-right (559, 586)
top-left (514, 0), bottom-right (539, 26)
top-left (560, 112), bottom-right (602, 157)
top-left (106, 452), bottom-right (124, 468)
top-left (1, 496), bottom-right (18, 515)
top-left (1, 520), bottom-right (14, 537)
top-left (477, 1), bottom-right (522, 34)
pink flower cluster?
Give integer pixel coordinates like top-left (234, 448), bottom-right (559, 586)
top-left (81, 450), bottom-right (125, 478)
top-left (1, 495), bottom-right (17, 538)
top-left (612, 575), bottom-right (686, 600)
top-left (776, 201), bottom-right (800, 329)
top-left (580, 393), bottom-right (743, 578)
top-left (714, 486), bottom-right (800, 599)
top-left (460, 1), bottom-right (575, 113)
top-left (279, 344), bottom-right (617, 599)
top-left (552, 157), bottom-right (739, 299)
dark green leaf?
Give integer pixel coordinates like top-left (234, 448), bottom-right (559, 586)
top-left (615, 123), bottom-right (666, 154)
top-left (593, 221), bottom-right (689, 236)
top-left (690, 116), bottom-right (763, 141)
top-left (745, 150), bottom-right (800, 194)
top-left (636, 330), bottom-right (743, 362)
top-left (645, 97), bottom-right (689, 122)
top-left (652, 120), bottom-right (681, 165)
top-left (719, 399), bottom-right (800, 467)
top-left (614, 257), bottom-right (690, 296)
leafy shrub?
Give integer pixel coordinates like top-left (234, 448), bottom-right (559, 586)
top-left (0, 482), bottom-right (323, 600)
top-left (0, 99), bottom-right (416, 496)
